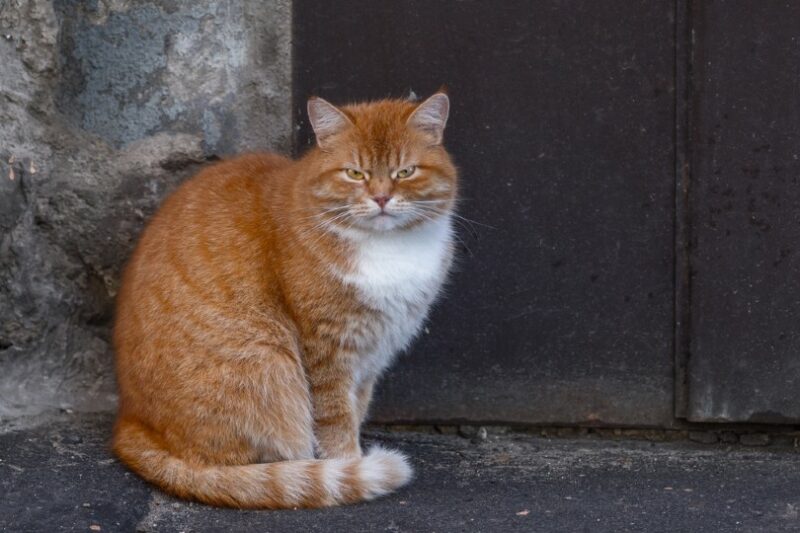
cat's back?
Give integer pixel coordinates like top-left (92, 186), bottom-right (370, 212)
top-left (132, 151), bottom-right (288, 251)
top-left (116, 152), bottom-right (291, 324)
top-left (147, 152), bottom-right (290, 234)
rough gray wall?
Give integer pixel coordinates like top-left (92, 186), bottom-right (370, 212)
top-left (0, 0), bottom-right (292, 419)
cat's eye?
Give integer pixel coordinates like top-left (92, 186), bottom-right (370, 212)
top-left (345, 168), bottom-right (365, 180)
top-left (395, 166), bottom-right (416, 179)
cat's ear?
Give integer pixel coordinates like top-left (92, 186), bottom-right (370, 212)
top-left (307, 97), bottom-right (352, 149)
top-left (407, 92), bottom-right (450, 145)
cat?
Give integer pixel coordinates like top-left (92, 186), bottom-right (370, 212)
top-left (111, 92), bottom-right (458, 508)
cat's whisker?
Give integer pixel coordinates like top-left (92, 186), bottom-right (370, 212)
top-left (409, 205), bottom-right (480, 241)
top-left (424, 207), bottom-right (494, 230)
top-left (309, 218), bottom-right (344, 234)
top-left (450, 213), bottom-right (495, 230)
top-left (404, 207), bottom-right (474, 256)
top-left (412, 206), bottom-right (476, 257)
top-left (298, 205), bottom-right (354, 221)
top-left (308, 210), bottom-right (354, 232)
top-left (412, 204), bottom-right (494, 235)
top-left (298, 226), bottom-right (333, 252)
top-left (299, 208), bottom-right (364, 251)
top-left (294, 216), bottom-right (346, 253)
top-left (410, 198), bottom-right (470, 211)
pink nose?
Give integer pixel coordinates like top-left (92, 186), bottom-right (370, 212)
top-left (373, 195), bottom-right (391, 209)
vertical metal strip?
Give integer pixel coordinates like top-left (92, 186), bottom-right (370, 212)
top-left (673, 0), bottom-right (693, 419)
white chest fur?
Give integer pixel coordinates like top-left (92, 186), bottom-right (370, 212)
top-left (339, 216), bottom-right (454, 382)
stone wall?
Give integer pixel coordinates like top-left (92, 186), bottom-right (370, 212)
top-left (0, 0), bottom-right (292, 419)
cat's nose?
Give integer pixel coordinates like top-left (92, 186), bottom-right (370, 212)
top-left (373, 195), bottom-right (392, 209)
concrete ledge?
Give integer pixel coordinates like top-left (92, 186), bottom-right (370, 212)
top-left (3, 414), bottom-right (800, 532)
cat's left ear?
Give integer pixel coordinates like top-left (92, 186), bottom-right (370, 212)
top-left (407, 92), bottom-right (450, 145)
top-left (308, 97), bottom-right (353, 149)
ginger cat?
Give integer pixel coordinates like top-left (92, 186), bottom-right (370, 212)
top-left (112, 93), bottom-right (457, 508)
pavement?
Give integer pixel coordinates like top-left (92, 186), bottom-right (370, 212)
top-left (2, 413), bottom-right (800, 532)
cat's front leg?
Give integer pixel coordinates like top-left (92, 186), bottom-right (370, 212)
top-left (355, 375), bottom-right (377, 427)
top-left (306, 351), bottom-right (362, 459)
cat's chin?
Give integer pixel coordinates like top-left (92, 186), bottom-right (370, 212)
top-left (337, 213), bottom-right (424, 236)
top-left (368, 213), bottom-right (405, 232)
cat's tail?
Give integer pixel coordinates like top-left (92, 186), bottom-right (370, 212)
top-left (112, 418), bottom-right (412, 509)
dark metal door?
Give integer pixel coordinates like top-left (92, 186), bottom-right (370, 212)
top-left (293, 0), bottom-right (677, 426)
top-left (686, 3), bottom-right (800, 424)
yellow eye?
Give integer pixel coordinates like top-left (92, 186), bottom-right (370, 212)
top-left (345, 168), bottom-right (365, 180)
top-left (396, 166), bottom-right (416, 179)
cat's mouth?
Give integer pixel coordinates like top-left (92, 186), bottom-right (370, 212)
top-left (360, 207), bottom-right (400, 221)
top-left (340, 203), bottom-right (443, 232)
top-left (359, 209), bottom-right (408, 232)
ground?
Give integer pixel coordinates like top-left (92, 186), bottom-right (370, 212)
top-left (2, 413), bottom-right (800, 532)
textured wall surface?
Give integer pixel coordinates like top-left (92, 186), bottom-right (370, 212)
top-left (0, 0), bottom-right (291, 419)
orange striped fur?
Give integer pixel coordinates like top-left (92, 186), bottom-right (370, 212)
top-left (112, 93), bottom-right (458, 508)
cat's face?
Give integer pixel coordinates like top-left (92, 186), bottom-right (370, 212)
top-left (306, 93), bottom-right (457, 233)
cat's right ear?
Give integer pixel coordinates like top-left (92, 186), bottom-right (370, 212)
top-left (407, 92), bottom-right (450, 145)
top-left (307, 97), bottom-right (352, 149)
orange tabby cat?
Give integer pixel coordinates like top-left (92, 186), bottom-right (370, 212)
top-left (112, 93), bottom-right (457, 508)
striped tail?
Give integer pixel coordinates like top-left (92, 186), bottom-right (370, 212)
top-left (112, 419), bottom-right (412, 509)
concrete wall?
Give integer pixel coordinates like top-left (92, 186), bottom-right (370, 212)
top-left (0, 0), bottom-right (292, 419)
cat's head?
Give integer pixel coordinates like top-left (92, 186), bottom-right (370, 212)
top-left (304, 92), bottom-right (457, 233)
